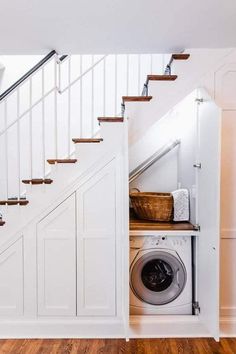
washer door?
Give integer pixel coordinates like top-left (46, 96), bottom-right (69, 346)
top-left (130, 250), bottom-right (187, 305)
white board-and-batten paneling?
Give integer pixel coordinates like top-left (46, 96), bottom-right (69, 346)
top-left (76, 160), bottom-right (117, 316)
top-left (0, 237), bottom-right (23, 316)
top-left (37, 194), bottom-right (76, 316)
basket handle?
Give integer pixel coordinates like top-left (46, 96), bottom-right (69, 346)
top-left (129, 188), bottom-right (140, 194)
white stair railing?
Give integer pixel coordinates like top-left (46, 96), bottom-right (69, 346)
top-left (0, 52), bottom-right (169, 201)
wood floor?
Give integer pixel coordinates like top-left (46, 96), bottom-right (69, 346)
top-left (0, 338), bottom-right (235, 354)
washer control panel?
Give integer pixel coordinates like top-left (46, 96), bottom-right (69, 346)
top-left (130, 235), bottom-right (189, 249)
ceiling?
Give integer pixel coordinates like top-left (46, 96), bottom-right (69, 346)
top-left (1, 0), bottom-right (236, 54)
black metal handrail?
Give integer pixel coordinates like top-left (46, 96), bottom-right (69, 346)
top-left (0, 50), bottom-right (58, 102)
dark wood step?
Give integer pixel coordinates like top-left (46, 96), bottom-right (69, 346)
top-left (47, 159), bottom-right (77, 165)
top-left (122, 96), bottom-right (152, 102)
top-left (22, 178), bottom-right (53, 185)
top-left (72, 138), bottom-right (103, 144)
top-left (147, 75), bottom-right (177, 81)
top-left (172, 53), bottom-right (190, 60)
top-left (0, 200), bottom-right (29, 206)
top-left (0, 220), bottom-right (5, 226)
top-left (98, 117), bottom-right (124, 123)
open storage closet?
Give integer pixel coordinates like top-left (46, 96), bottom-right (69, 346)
top-left (127, 88), bottom-right (221, 340)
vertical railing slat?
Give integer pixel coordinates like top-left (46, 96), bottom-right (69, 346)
top-left (126, 55), bottom-right (129, 96)
top-left (91, 55), bottom-right (94, 137)
top-left (103, 56), bottom-right (106, 117)
top-left (4, 100), bottom-right (8, 200)
top-left (68, 57), bottom-right (71, 156)
top-left (138, 54), bottom-right (141, 95)
top-left (114, 55), bottom-right (117, 116)
top-left (17, 89), bottom-right (21, 199)
top-left (29, 78), bottom-right (33, 179)
top-left (80, 55), bottom-right (83, 138)
top-left (42, 67), bottom-right (46, 177)
top-left (54, 58), bottom-right (58, 158)
top-left (162, 54), bottom-right (165, 74)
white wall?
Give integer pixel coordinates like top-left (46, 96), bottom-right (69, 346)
top-left (0, 56), bottom-right (43, 93)
top-left (129, 150), bottom-right (178, 193)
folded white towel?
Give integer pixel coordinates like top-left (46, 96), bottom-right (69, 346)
top-left (171, 189), bottom-right (189, 222)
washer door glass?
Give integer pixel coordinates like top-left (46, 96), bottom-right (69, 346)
top-left (130, 250), bottom-right (187, 305)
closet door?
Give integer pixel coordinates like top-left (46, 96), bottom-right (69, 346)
top-left (196, 88), bottom-right (221, 340)
top-left (37, 194), bottom-right (76, 316)
top-left (77, 160), bottom-right (117, 316)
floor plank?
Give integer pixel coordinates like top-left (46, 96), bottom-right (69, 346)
top-left (0, 338), bottom-right (235, 354)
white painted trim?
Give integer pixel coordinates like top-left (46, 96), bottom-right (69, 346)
top-left (0, 318), bottom-right (125, 339)
top-left (0, 315), bottom-right (233, 338)
top-left (129, 315), bottom-right (212, 338)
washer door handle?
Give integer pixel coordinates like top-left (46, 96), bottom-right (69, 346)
top-left (176, 268), bottom-right (180, 289)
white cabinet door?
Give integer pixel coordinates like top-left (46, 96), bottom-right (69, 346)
top-left (37, 194), bottom-right (76, 316)
top-left (77, 160), bottom-right (117, 316)
top-left (196, 88), bottom-right (221, 340)
top-left (0, 237), bottom-right (23, 316)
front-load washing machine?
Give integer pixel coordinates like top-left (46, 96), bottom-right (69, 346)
top-left (130, 235), bottom-right (192, 315)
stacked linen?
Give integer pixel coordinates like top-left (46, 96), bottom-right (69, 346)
top-left (171, 189), bottom-right (189, 222)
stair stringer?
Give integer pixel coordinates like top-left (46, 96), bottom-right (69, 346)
top-left (0, 120), bottom-right (127, 250)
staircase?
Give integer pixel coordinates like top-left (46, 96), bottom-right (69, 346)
top-left (0, 49), bottom-right (230, 241)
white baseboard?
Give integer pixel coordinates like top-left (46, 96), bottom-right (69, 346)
top-left (0, 316), bottom-right (234, 339)
top-left (220, 317), bottom-right (236, 337)
top-left (0, 318), bottom-right (125, 339)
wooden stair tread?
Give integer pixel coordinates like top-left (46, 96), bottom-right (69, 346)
top-left (147, 75), bottom-right (177, 81)
top-left (0, 200), bottom-right (29, 206)
top-left (122, 96), bottom-right (152, 102)
top-left (0, 220), bottom-right (5, 226)
top-left (172, 53), bottom-right (190, 60)
top-left (22, 178), bottom-right (53, 185)
top-left (98, 117), bottom-right (124, 123)
top-left (47, 159), bottom-right (77, 165)
top-left (72, 138), bottom-right (103, 143)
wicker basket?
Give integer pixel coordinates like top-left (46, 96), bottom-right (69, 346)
top-left (130, 191), bottom-right (173, 222)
